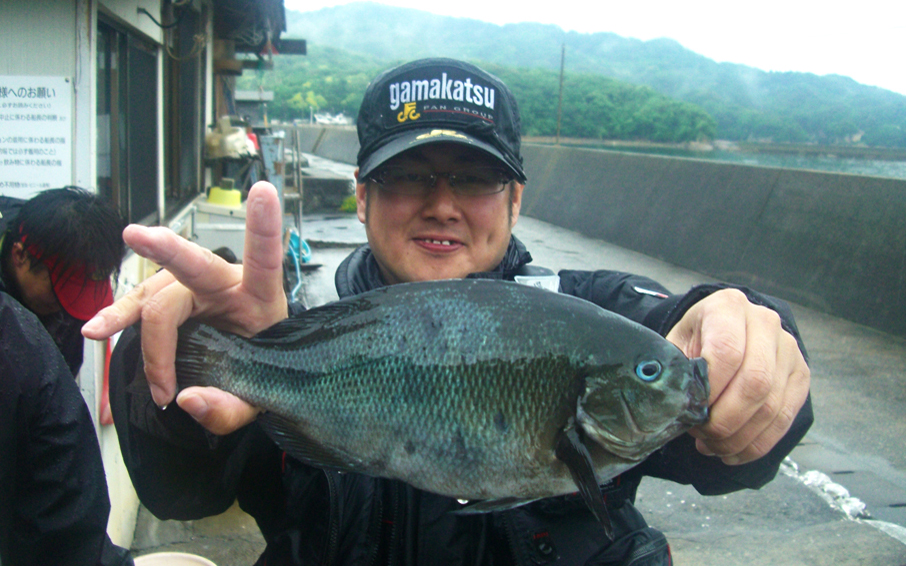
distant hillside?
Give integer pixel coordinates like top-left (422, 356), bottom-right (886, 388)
top-left (283, 2), bottom-right (906, 147)
top-left (243, 44), bottom-right (717, 143)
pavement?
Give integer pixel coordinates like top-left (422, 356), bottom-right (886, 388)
top-left (129, 160), bottom-right (906, 565)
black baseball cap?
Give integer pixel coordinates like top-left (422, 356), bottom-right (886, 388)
top-left (356, 58), bottom-right (527, 183)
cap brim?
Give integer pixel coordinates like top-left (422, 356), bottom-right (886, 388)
top-left (48, 261), bottom-right (114, 321)
top-left (358, 128), bottom-right (525, 182)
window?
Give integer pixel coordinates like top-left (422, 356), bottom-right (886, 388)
top-left (163, 4), bottom-right (207, 218)
top-left (96, 20), bottom-right (159, 225)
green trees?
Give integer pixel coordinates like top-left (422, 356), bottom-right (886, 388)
top-left (489, 65), bottom-right (716, 142)
top-left (242, 49), bottom-right (717, 143)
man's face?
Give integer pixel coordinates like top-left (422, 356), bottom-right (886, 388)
top-left (356, 143), bottom-right (524, 284)
top-left (10, 242), bottom-right (62, 316)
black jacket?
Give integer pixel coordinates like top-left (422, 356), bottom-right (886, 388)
top-left (0, 285), bottom-right (132, 566)
top-left (109, 237), bottom-right (812, 565)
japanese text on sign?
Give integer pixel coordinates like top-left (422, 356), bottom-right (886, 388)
top-left (0, 77), bottom-right (72, 199)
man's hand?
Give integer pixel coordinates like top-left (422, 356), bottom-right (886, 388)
top-left (82, 181), bottom-right (288, 434)
top-left (666, 289), bottom-right (810, 465)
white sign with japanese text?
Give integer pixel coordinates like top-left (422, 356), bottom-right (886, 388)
top-left (0, 76), bottom-right (73, 199)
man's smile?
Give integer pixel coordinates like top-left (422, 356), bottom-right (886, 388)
top-left (415, 237), bottom-right (464, 251)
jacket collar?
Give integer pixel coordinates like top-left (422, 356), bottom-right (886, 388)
top-left (335, 235), bottom-right (534, 299)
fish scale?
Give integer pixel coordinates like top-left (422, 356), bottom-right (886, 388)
top-left (175, 279), bottom-right (709, 528)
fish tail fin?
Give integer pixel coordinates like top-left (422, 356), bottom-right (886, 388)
top-left (174, 321), bottom-right (235, 391)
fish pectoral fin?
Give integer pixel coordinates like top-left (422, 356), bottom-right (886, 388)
top-left (258, 412), bottom-right (359, 472)
top-left (555, 423), bottom-right (615, 540)
top-left (451, 497), bottom-right (541, 515)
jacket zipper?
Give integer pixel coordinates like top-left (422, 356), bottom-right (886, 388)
top-left (322, 470), bottom-right (341, 566)
top-left (367, 483), bottom-right (384, 566)
top-left (386, 482), bottom-right (401, 565)
top-left (498, 513), bottom-right (521, 565)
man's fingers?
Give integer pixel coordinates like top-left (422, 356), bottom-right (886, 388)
top-left (666, 288), bottom-right (811, 465)
top-left (731, 359), bottom-right (809, 464)
top-left (691, 302), bottom-right (811, 465)
top-left (81, 269), bottom-right (176, 340)
top-left (695, 290), bottom-right (750, 405)
top-left (696, 303), bottom-right (778, 441)
top-left (224, 182), bottom-right (290, 334)
top-left (140, 280), bottom-right (198, 406)
top-left (242, 182), bottom-right (287, 302)
top-left (123, 224), bottom-right (238, 296)
top-left (176, 387), bottom-right (261, 435)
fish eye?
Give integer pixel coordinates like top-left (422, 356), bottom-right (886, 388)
top-left (635, 360), bottom-right (662, 382)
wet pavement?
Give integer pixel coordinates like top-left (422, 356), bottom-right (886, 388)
top-left (130, 164), bottom-right (906, 564)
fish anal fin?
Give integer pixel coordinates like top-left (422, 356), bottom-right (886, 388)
top-left (555, 421), bottom-right (615, 540)
top-left (258, 412), bottom-right (360, 472)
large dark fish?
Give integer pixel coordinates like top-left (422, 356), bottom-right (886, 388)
top-left (175, 279), bottom-right (709, 538)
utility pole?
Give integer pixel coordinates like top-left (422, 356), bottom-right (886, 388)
top-left (556, 43), bottom-right (565, 145)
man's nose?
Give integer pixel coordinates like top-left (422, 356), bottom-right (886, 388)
top-left (420, 176), bottom-right (461, 218)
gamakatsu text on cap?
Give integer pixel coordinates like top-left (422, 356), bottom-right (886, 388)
top-left (388, 73), bottom-right (496, 112)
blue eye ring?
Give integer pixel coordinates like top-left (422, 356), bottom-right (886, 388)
top-left (635, 360), bottom-right (662, 382)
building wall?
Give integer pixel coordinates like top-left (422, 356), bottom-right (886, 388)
top-left (99, 0), bottom-right (164, 43)
top-left (1, 0), bottom-right (77, 77)
top-left (0, 0), bottom-right (175, 549)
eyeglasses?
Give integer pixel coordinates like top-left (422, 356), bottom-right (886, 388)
top-left (367, 165), bottom-right (513, 197)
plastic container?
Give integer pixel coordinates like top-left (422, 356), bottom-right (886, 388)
top-left (207, 186), bottom-right (242, 208)
top-left (134, 552), bottom-right (217, 565)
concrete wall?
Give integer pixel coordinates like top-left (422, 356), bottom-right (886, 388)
top-left (522, 144), bottom-right (906, 338)
top-left (285, 124), bottom-right (358, 163)
top-left (284, 125), bottom-right (906, 338)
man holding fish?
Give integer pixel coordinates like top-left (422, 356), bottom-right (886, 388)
top-left (84, 59), bottom-right (812, 565)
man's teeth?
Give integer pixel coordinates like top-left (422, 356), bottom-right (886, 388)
top-left (428, 239), bottom-right (453, 245)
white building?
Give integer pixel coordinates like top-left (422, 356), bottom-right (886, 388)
top-left (1, 0), bottom-right (303, 549)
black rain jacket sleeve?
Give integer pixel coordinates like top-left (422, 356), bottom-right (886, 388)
top-left (0, 292), bottom-right (133, 566)
top-left (559, 269), bottom-right (814, 495)
top-left (108, 324), bottom-right (289, 525)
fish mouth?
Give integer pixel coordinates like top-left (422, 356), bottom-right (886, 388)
top-left (618, 390), bottom-right (651, 437)
top-left (678, 357), bottom-right (710, 426)
top-left (577, 399), bottom-right (643, 460)
top-left (579, 392), bottom-right (672, 461)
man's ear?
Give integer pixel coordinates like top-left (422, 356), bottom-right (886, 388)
top-left (11, 241), bottom-right (29, 268)
top-left (509, 182), bottom-right (525, 226)
top-left (354, 168), bottom-right (368, 224)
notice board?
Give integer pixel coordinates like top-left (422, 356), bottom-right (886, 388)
top-left (0, 76), bottom-right (73, 199)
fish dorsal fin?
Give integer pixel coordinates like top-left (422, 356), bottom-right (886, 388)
top-left (555, 420), bottom-right (615, 540)
top-left (258, 412), bottom-right (362, 473)
top-left (249, 300), bottom-right (370, 346)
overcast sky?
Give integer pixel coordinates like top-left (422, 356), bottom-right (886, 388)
top-left (284, 0), bottom-right (906, 96)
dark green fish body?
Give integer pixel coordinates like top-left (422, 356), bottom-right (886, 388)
top-left (176, 279), bottom-right (709, 523)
